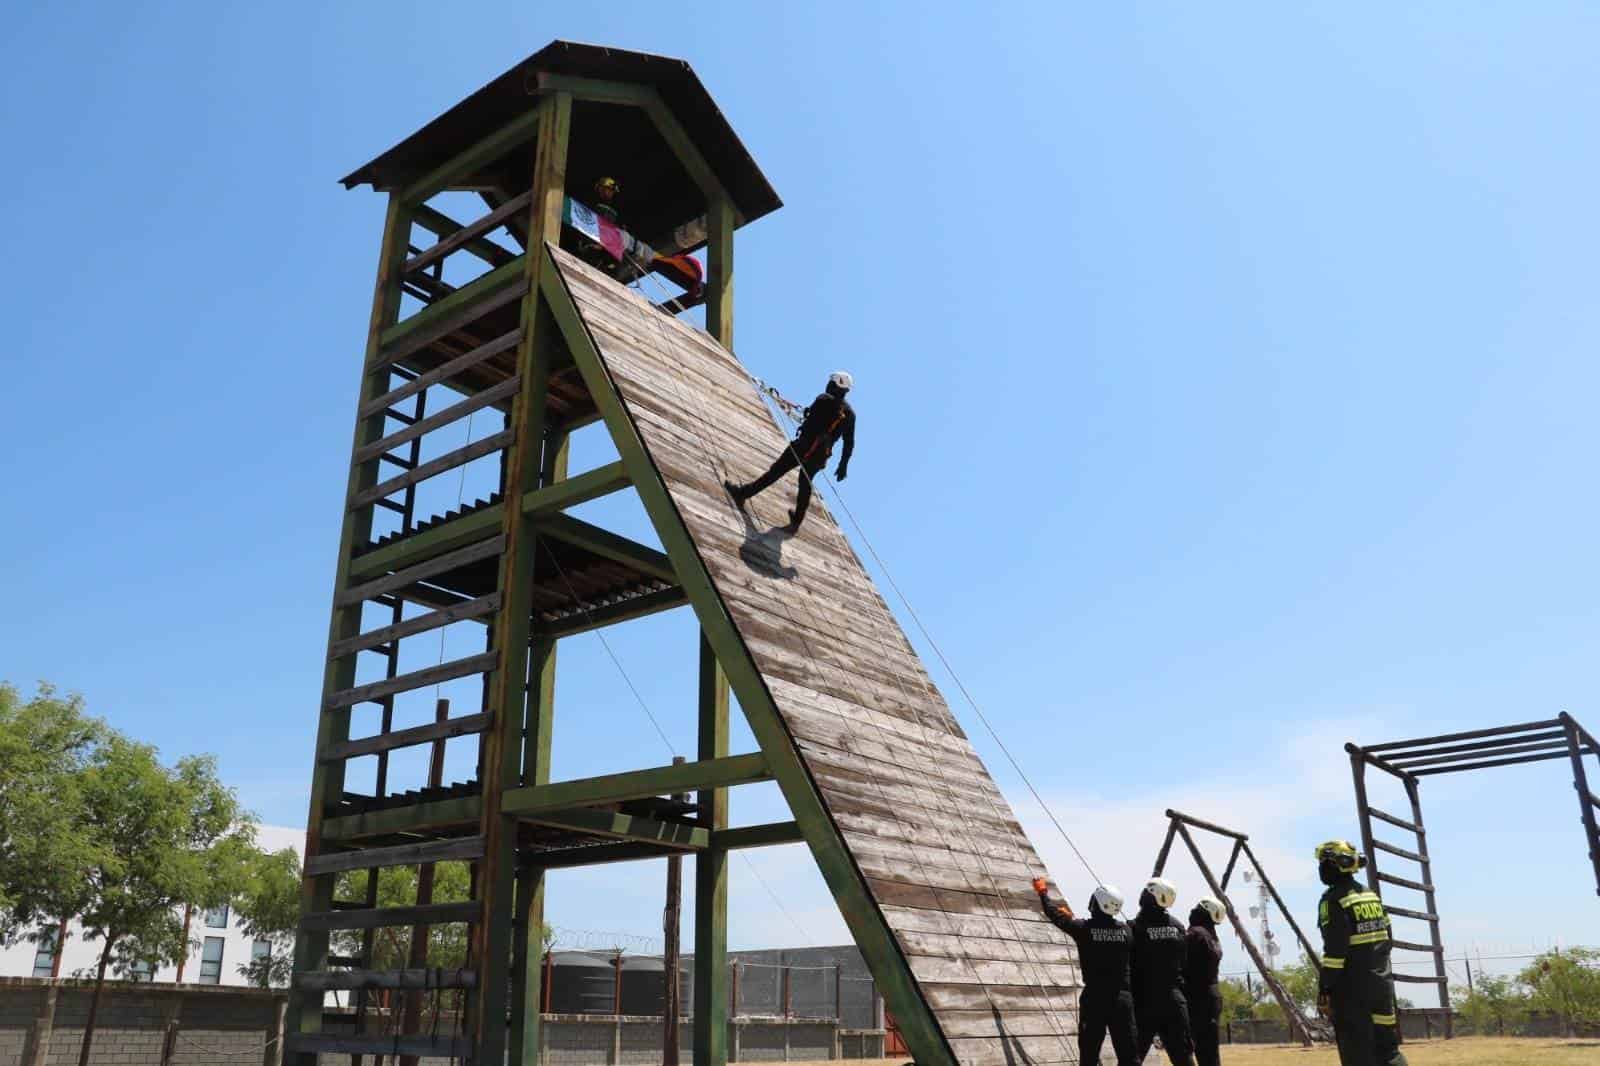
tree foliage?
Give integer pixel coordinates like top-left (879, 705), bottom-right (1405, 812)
top-left (235, 847), bottom-right (302, 987)
top-left (1453, 972), bottom-right (1530, 1035)
top-left (1519, 948), bottom-right (1600, 1033)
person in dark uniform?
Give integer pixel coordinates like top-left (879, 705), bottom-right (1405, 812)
top-left (1032, 877), bottom-right (1139, 1066)
top-left (1185, 897), bottom-right (1226, 1066)
top-left (1315, 841), bottom-right (1409, 1066)
top-left (1132, 876), bottom-right (1196, 1066)
top-left (725, 371), bottom-right (855, 534)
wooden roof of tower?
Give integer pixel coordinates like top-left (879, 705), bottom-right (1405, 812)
top-left (340, 40), bottom-right (781, 240)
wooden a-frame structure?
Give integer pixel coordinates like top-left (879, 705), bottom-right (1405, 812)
top-left (288, 42), bottom-right (1084, 1066)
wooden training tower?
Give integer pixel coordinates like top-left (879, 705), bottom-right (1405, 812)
top-left (288, 41), bottom-right (1084, 1066)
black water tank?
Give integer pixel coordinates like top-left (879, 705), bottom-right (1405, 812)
top-left (547, 951), bottom-right (616, 1015)
top-left (619, 955), bottom-right (666, 1016)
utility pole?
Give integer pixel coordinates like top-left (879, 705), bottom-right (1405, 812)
top-left (664, 755), bottom-right (686, 1066)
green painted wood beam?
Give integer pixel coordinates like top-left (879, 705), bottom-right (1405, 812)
top-left (524, 841), bottom-right (686, 870)
top-left (320, 796), bottom-right (484, 842)
top-left (524, 807), bottom-right (709, 849)
top-left (535, 586), bottom-right (688, 640)
top-left (714, 821), bottom-right (803, 851)
top-left (345, 461), bottom-right (630, 583)
top-left (534, 512), bottom-right (676, 583)
top-left (377, 254), bottom-right (525, 352)
top-left (535, 74), bottom-right (744, 226)
top-left (400, 107), bottom-right (546, 205)
top-left (412, 204), bottom-right (518, 269)
top-left (540, 250), bottom-right (955, 1066)
top-left (502, 753), bottom-right (770, 816)
top-left (695, 633), bottom-right (730, 1066)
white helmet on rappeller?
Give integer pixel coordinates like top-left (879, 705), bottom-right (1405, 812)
top-left (1091, 884), bottom-right (1125, 917)
top-left (1143, 877), bottom-right (1178, 910)
top-left (828, 370), bottom-right (853, 392)
top-left (1196, 896), bottom-right (1227, 925)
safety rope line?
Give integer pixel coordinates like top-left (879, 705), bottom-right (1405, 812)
top-left (616, 257), bottom-right (1078, 1057)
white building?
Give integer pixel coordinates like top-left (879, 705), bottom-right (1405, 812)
top-left (0, 824), bottom-right (305, 986)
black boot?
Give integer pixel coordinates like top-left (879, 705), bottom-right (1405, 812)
top-left (784, 508), bottom-right (802, 535)
top-left (723, 479), bottom-right (748, 506)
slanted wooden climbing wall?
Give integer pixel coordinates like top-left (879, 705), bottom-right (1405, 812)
top-left (546, 244), bottom-right (1084, 1065)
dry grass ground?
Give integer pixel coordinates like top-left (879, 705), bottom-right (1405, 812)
top-left (858, 1039), bottom-right (1599, 1066)
top-left (1193, 1037), bottom-right (1600, 1065)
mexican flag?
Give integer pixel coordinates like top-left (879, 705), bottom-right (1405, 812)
top-left (563, 197), bottom-right (628, 262)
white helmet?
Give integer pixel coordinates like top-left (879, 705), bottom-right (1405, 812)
top-left (1196, 896), bottom-right (1226, 925)
top-left (1091, 884), bottom-right (1125, 917)
top-left (1143, 877), bottom-right (1178, 910)
top-left (828, 370), bottom-right (853, 391)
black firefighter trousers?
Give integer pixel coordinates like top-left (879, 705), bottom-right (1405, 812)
top-left (738, 444), bottom-right (827, 528)
top-left (1187, 988), bottom-right (1222, 1066)
top-left (1331, 995), bottom-right (1408, 1066)
top-left (1136, 995), bottom-right (1195, 1066)
top-left (1078, 991), bottom-right (1139, 1066)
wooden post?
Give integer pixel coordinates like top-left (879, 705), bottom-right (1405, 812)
top-left (400, 698), bottom-right (450, 1066)
top-left (694, 634), bottom-right (730, 1066)
top-left (664, 755), bottom-right (686, 1066)
top-left (288, 191), bottom-right (413, 1062)
top-left (706, 197), bottom-right (734, 349)
top-left (1404, 775), bottom-right (1451, 1030)
top-left (473, 88), bottom-right (572, 1066)
top-left (1560, 714), bottom-right (1600, 896)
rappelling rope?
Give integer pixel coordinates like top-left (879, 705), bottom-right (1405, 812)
top-left (617, 256), bottom-right (1078, 1057)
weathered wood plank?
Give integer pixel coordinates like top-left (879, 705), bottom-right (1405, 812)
top-left (405, 190), bottom-right (532, 275)
top-left (320, 711), bottom-right (493, 763)
top-left (304, 835), bottom-right (485, 877)
top-left (358, 328), bottom-right (522, 419)
top-left (328, 593), bottom-right (501, 660)
top-left (338, 535), bottom-right (505, 608)
top-left (353, 376), bottom-right (521, 465)
top-left (300, 901), bottom-right (479, 932)
top-left (347, 429), bottom-right (514, 511)
top-left (324, 652), bottom-right (498, 710)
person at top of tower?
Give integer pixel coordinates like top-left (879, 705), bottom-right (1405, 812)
top-left (592, 175), bottom-right (621, 223)
top-left (724, 371), bottom-right (855, 535)
top-left (1185, 897), bottom-right (1226, 1066)
top-left (1032, 876), bottom-right (1140, 1066)
top-left (1315, 840), bottom-right (1408, 1066)
top-left (1132, 876), bottom-right (1196, 1066)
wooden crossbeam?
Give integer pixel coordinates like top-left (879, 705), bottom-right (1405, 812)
top-left (320, 711), bottom-right (493, 763)
top-left (328, 593), bottom-right (502, 660)
top-left (524, 807), bottom-right (708, 848)
top-left (714, 821), bottom-right (804, 850)
top-left (305, 835), bottom-right (485, 877)
top-left (1386, 904), bottom-right (1439, 923)
top-left (295, 967), bottom-right (478, 991)
top-left (1370, 838), bottom-right (1425, 864)
top-left (353, 377), bottom-right (521, 465)
top-left (324, 652), bottom-right (498, 710)
top-left (535, 512), bottom-right (675, 582)
top-left (406, 191), bottom-right (532, 275)
top-left (526, 842), bottom-right (687, 869)
top-left (338, 537), bottom-right (505, 607)
top-left (300, 901), bottom-right (479, 933)
top-left (358, 328), bottom-right (521, 419)
top-left (376, 257), bottom-right (525, 359)
top-left (348, 430), bottom-right (514, 511)
top-left (413, 204), bottom-right (519, 267)
top-left (1367, 807), bottom-right (1423, 834)
top-left (502, 753), bottom-right (770, 816)
top-left (321, 796), bottom-right (483, 842)
top-left (1375, 870), bottom-right (1431, 893)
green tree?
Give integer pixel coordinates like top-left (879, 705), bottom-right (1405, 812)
top-left (1452, 973), bottom-right (1530, 1036)
top-left (1519, 948), bottom-right (1600, 1035)
top-left (1219, 976), bottom-right (1266, 1020)
top-left (235, 847), bottom-right (302, 987)
top-left (0, 684), bottom-right (104, 944)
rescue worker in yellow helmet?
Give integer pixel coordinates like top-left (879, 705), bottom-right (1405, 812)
top-left (1315, 841), bottom-right (1408, 1066)
top-left (592, 176), bottom-right (621, 223)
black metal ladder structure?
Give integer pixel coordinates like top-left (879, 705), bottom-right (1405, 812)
top-left (1346, 712), bottom-right (1600, 1033)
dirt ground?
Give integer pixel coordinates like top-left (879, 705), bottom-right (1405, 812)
top-left (1142, 1037), bottom-right (1597, 1066)
top-left (858, 1039), bottom-right (1600, 1066)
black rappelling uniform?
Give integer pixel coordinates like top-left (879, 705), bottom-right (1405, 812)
top-left (1039, 895), bottom-right (1139, 1066)
top-left (1132, 901), bottom-right (1196, 1066)
top-left (1319, 877), bottom-right (1408, 1066)
top-left (1185, 908), bottom-right (1223, 1066)
top-left (729, 386), bottom-right (854, 532)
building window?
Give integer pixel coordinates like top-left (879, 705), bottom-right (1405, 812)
top-left (204, 905), bottom-right (230, 929)
top-left (199, 937), bottom-right (225, 985)
top-left (129, 959), bottom-right (155, 983)
top-left (30, 926), bottom-right (60, 978)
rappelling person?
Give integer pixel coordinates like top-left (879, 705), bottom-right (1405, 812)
top-left (1132, 876), bottom-right (1196, 1066)
top-left (1315, 841), bottom-right (1409, 1066)
top-left (1032, 876), bottom-right (1139, 1066)
top-left (724, 371), bottom-right (855, 535)
top-left (1185, 897), bottom-right (1226, 1066)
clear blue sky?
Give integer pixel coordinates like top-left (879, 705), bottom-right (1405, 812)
top-left (4, 4), bottom-right (1598, 979)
